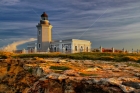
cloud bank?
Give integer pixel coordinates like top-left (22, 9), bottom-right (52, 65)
top-left (1, 38), bottom-right (36, 52)
top-left (0, 0), bottom-right (140, 50)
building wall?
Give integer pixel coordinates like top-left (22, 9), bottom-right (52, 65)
top-left (27, 43), bottom-right (37, 53)
top-left (50, 41), bottom-right (72, 53)
top-left (72, 39), bottom-right (91, 53)
top-left (42, 24), bottom-right (52, 42)
top-left (50, 39), bottom-right (91, 53)
top-left (36, 20), bottom-right (52, 52)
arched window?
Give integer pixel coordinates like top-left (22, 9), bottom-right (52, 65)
top-left (38, 44), bottom-right (41, 49)
top-left (81, 46), bottom-right (83, 52)
top-left (75, 46), bottom-right (77, 51)
top-left (86, 47), bottom-right (88, 52)
top-left (38, 30), bottom-right (41, 35)
top-left (54, 47), bottom-right (56, 52)
top-left (66, 46), bottom-right (68, 51)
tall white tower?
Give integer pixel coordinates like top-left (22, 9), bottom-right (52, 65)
top-left (36, 12), bottom-right (53, 52)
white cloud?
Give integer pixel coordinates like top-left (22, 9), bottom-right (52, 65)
top-left (0, 0), bottom-right (140, 50)
top-left (0, 0), bottom-right (20, 5)
top-left (0, 22), bottom-right (37, 30)
top-left (1, 38), bottom-right (36, 52)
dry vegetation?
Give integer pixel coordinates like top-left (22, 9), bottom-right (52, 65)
top-left (0, 51), bottom-right (140, 92)
top-left (0, 52), bottom-right (140, 62)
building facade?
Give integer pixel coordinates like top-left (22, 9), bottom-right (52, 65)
top-left (27, 12), bottom-right (91, 53)
top-left (50, 39), bottom-right (91, 53)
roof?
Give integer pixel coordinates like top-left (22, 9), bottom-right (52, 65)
top-left (51, 39), bottom-right (91, 43)
top-left (41, 12), bottom-right (48, 17)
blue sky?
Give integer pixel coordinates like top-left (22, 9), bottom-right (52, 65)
top-left (0, 0), bottom-right (140, 51)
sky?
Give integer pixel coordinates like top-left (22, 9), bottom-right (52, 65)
top-left (0, 0), bottom-right (140, 51)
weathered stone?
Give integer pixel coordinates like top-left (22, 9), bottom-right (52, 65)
top-left (112, 68), bottom-right (121, 72)
top-left (134, 73), bottom-right (140, 77)
top-left (58, 74), bottom-right (68, 81)
top-left (46, 73), bottom-right (60, 79)
top-left (107, 78), bottom-right (122, 86)
top-left (134, 89), bottom-right (140, 93)
top-left (1, 58), bottom-right (140, 93)
top-left (63, 70), bottom-right (80, 76)
top-left (39, 77), bottom-right (47, 81)
top-left (36, 67), bottom-right (44, 77)
top-left (83, 61), bottom-right (93, 65)
top-left (85, 67), bottom-right (101, 72)
top-left (119, 84), bottom-right (135, 93)
top-left (122, 81), bottom-right (140, 89)
top-left (42, 68), bottom-right (52, 74)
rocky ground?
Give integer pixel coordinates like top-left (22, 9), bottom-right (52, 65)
top-left (0, 58), bottom-right (140, 93)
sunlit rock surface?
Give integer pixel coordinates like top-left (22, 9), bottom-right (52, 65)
top-left (0, 58), bottom-right (140, 93)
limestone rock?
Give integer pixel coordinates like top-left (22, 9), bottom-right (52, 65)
top-left (46, 73), bottom-right (60, 79)
top-left (122, 81), bottom-right (140, 89)
top-left (134, 89), bottom-right (140, 93)
top-left (58, 74), bottom-right (68, 81)
top-left (36, 67), bottom-right (44, 77)
top-left (119, 84), bottom-right (135, 93)
top-left (39, 77), bottom-right (47, 81)
top-left (63, 70), bottom-right (80, 76)
top-left (112, 68), bottom-right (121, 72)
top-left (42, 67), bottom-right (52, 74)
top-left (107, 78), bottom-right (122, 86)
top-left (85, 67), bottom-right (101, 72)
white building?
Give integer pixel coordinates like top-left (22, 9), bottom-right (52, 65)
top-left (27, 12), bottom-right (91, 53)
top-left (50, 39), bottom-right (91, 53)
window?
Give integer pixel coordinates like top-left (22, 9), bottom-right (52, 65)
top-left (62, 44), bottom-right (64, 48)
top-left (81, 46), bottom-right (83, 52)
top-left (38, 43), bottom-right (41, 49)
top-left (54, 47), bottom-right (56, 52)
top-left (86, 47), bottom-right (88, 52)
top-left (75, 46), bottom-right (77, 51)
top-left (66, 46), bottom-right (68, 51)
top-left (38, 30), bottom-right (41, 35)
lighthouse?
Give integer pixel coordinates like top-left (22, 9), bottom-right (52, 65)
top-left (36, 12), bottom-right (53, 52)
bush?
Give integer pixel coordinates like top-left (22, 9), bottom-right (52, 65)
top-left (28, 68), bottom-right (33, 74)
top-left (121, 56), bottom-right (138, 62)
top-left (50, 66), bottom-right (70, 70)
top-left (126, 63), bottom-right (140, 67)
top-left (12, 52), bottom-right (140, 62)
top-left (7, 64), bottom-right (11, 71)
top-left (0, 51), bottom-right (14, 59)
top-left (99, 56), bottom-right (114, 61)
top-left (137, 59), bottom-right (140, 63)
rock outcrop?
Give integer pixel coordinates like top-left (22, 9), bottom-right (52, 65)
top-left (0, 58), bottom-right (140, 93)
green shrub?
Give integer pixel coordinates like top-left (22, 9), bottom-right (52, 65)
top-left (99, 56), bottom-right (114, 61)
top-left (7, 64), bottom-right (11, 71)
top-left (28, 68), bottom-right (33, 74)
top-left (0, 55), bottom-right (8, 59)
top-left (50, 66), bottom-right (70, 70)
top-left (13, 52), bottom-right (140, 62)
top-left (137, 59), bottom-right (140, 63)
top-left (121, 56), bottom-right (138, 62)
top-left (126, 63), bottom-right (140, 67)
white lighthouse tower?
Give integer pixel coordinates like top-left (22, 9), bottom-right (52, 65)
top-left (36, 12), bottom-right (53, 52)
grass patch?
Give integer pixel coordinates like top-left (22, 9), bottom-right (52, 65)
top-left (28, 68), bottom-right (33, 74)
top-left (50, 66), bottom-right (70, 70)
top-left (54, 70), bottom-right (64, 73)
top-left (1, 52), bottom-right (140, 62)
top-left (7, 64), bottom-right (11, 71)
top-left (126, 63), bottom-right (140, 67)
